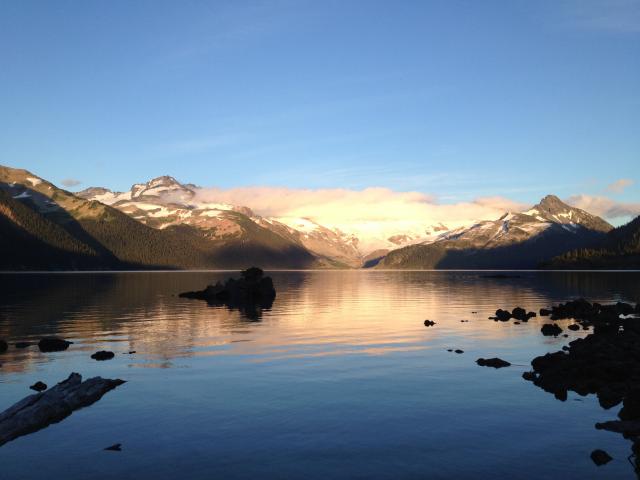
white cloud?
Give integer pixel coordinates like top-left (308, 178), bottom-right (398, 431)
top-left (193, 186), bottom-right (529, 250)
top-left (61, 178), bottom-right (82, 187)
top-left (566, 194), bottom-right (640, 221)
top-left (606, 178), bottom-right (634, 193)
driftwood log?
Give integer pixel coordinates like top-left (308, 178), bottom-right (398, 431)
top-left (0, 372), bottom-right (125, 447)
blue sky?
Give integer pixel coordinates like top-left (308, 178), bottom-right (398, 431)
top-left (0, 0), bottom-right (638, 215)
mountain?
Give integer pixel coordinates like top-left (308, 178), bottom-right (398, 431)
top-left (79, 175), bottom-right (447, 267)
top-left (376, 195), bottom-right (613, 269)
top-left (0, 166), bottom-right (317, 270)
top-left (544, 215), bottom-right (640, 269)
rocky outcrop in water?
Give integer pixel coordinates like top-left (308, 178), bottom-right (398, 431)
top-left (521, 299), bottom-right (640, 472)
top-left (0, 373), bottom-right (125, 447)
top-left (179, 267), bottom-right (276, 320)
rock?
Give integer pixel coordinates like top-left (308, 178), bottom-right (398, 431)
top-left (522, 371), bottom-right (536, 381)
top-left (14, 342), bottom-right (33, 349)
top-left (494, 309), bottom-right (512, 321)
top-left (512, 307), bottom-right (528, 321)
top-left (460, 320), bottom-right (469, 323)
top-left (0, 373), bottom-right (125, 447)
top-left (179, 267), bottom-right (276, 320)
top-left (91, 351), bottom-right (115, 361)
top-left (29, 381), bottom-right (47, 392)
top-left (590, 449), bottom-right (612, 466)
top-left (127, 351), bottom-right (136, 354)
top-left (541, 324), bottom-right (563, 336)
top-left (104, 443), bottom-right (122, 451)
top-left (38, 337), bottom-right (73, 353)
top-left (476, 357), bottom-right (511, 368)
top-left (447, 349), bottom-right (453, 352)
top-left (514, 321), bottom-right (521, 325)
top-left (471, 311), bottom-right (478, 314)
top-left (539, 308), bottom-right (552, 316)
top-left (454, 349), bottom-right (464, 354)
top-left (567, 324), bottom-right (580, 331)
top-left (0, 340), bottom-right (7, 353)
top-left (423, 320), bottom-right (436, 327)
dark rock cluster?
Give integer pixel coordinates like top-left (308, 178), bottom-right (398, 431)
top-left (490, 307), bottom-right (536, 322)
top-left (522, 299), bottom-right (640, 470)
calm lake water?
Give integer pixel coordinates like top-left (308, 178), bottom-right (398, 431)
top-left (1, 271), bottom-right (639, 479)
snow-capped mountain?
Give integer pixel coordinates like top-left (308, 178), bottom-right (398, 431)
top-left (378, 195), bottom-right (613, 269)
top-left (78, 176), bottom-right (454, 266)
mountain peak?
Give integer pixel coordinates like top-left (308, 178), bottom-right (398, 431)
top-left (535, 194), bottom-right (569, 213)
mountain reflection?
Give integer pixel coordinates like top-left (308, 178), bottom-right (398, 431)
top-left (0, 271), bottom-right (639, 376)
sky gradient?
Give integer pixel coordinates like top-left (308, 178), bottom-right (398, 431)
top-left (0, 0), bottom-right (638, 223)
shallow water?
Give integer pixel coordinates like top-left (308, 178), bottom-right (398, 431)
top-left (0, 271), bottom-right (639, 479)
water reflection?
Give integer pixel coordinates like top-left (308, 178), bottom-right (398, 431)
top-left (0, 271), bottom-right (639, 479)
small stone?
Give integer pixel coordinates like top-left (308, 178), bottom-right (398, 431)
top-left (29, 381), bottom-right (47, 392)
top-left (590, 449), bottom-right (612, 466)
top-left (91, 351), bottom-right (115, 361)
top-left (476, 357), bottom-right (511, 368)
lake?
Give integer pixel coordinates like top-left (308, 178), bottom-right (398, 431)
top-left (0, 271), bottom-right (639, 479)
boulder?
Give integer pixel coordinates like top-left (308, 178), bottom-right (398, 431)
top-left (91, 351), bottom-right (115, 361)
top-left (476, 357), bottom-right (511, 368)
top-left (590, 449), bottom-right (612, 466)
top-left (541, 324), bottom-right (563, 336)
top-left (494, 309), bottom-right (512, 321)
top-left (423, 320), bottom-right (436, 327)
top-left (38, 337), bottom-right (73, 353)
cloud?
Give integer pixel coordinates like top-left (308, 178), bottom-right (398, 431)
top-left (61, 178), bottom-right (82, 187)
top-left (193, 186), bottom-right (529, 250)
top-left (566, 194), bottom-right (640, 220)
top-left (606, 178), bottom-right (634, 193)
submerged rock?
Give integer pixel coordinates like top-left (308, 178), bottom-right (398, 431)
top-left (590, 449), bottom-right (612, 466)
top-left (29, 381), bottom-right (47, 392)
top-left (179, 267), bottom-right (276, 320)
top-left (91, 351), bottom-right (115, 361)
top-left (38, 337), bottom-right (73, 353)
top-left (476, 357), bottom-right (511, 368)
top-left (0, 373), bottom-right (125, 447)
